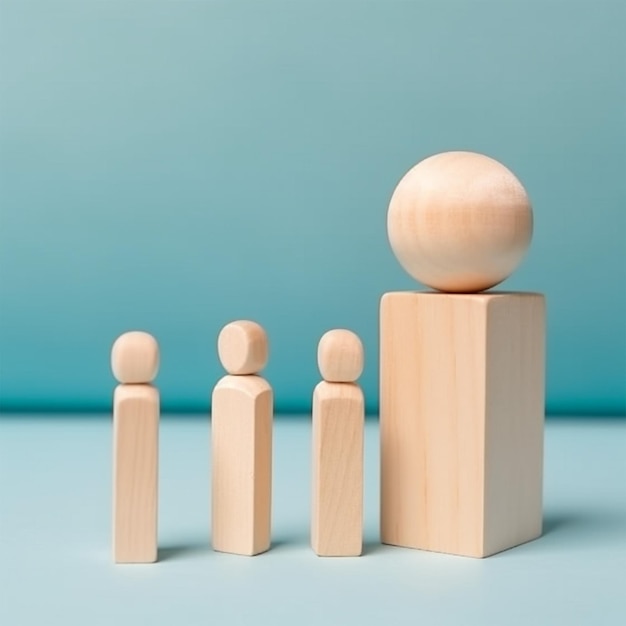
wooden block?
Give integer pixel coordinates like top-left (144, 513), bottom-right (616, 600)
top-left (380, 291), bottom-right (545, 558)
top-left (311, 381), bottom-right (364, 556)
top-left (211, 375), bottom-right (273, 556)
top-left (113, 384), bottom-right (159, 563)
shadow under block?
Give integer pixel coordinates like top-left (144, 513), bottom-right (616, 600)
top-left (311, 382), bottom-right (364, 556)
top-left (113, 384), bottom-right (159, 563)
top-left (380, 292), bottom-right (545, 558)
top-left (211, 375), bottom-right (273, 556)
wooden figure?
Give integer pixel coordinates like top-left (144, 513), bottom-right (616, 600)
top-left (311, 329), bottom-right (364, 557)
top-left (211, 320), bottom-right (273, 556)
top-left (381, 151), bottom-right (545, 558)
top-left (111, 331), bottom-right (160, 563)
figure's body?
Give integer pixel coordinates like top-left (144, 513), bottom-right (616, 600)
top-left (211, 321), bottom-right (273, 556)
top-left (311, 329), bottom-right (364, 557)
top-left (111, 331), bottom-right (160, 563)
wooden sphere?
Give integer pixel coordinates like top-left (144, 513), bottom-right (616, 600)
top-left (218, 320), bottom-right (268, 375)
top-left (111, 331), bottom-right (159, 383)
top-left (387, 151), bottom-right (532, 293)
top-left (318, 329), bottom-right (364, 383)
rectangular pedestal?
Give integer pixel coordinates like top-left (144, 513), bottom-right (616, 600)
top-left (380, 291), bottom-right (545, 558)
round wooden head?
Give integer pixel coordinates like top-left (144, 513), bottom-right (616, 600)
top-left (387, 151), bottom-right (533, 293)
top-left (111, 331), bottom-right (159, 383)
top-left (218, 320), bottom-right (268, 375)
top-left (317, 329), bottom-right (364, 383)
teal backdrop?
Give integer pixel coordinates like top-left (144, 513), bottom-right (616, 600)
top-left (1, 1), bottom-right (624, 415)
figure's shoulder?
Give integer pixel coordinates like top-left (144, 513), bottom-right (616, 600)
top-left (214, 375), bottom-right (272, 398)
top-left (114, 384), bottom-right (159, 403)
top-left (314, 381), bottom-right (363, 403)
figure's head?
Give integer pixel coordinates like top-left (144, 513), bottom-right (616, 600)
top-left (387, 151), bottom-right (533, 293)
top-left (218, 320), bottom-right (268, 375)
top-left (317, 329), bottom-right (364, 383)
top-left (111, 331), bottom-right (159, 383)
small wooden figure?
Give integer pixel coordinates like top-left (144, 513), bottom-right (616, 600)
top-left (111, 331), bottom-right (159, 563)
top-left (211, 320), bottom-right (273, 556)
top-left (312, 329), bottom-right (365, 557)
top-left (381, 151), bottom-right (545, 558)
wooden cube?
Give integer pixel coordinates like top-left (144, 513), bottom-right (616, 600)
top-left (380, 291), bottom-right (545, 558)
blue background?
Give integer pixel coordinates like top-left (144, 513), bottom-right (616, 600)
top-left (1, 0), bottom-right (624, 414)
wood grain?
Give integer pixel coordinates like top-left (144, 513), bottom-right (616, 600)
top-left (380, 291), bottom-right (544, 558)
top-left (387, 151), bottom-right (532, 293)
top-left (211, 375), bottom-right (273, 556)
top-left (113, 384), bottom-right (159, 563)
top-left (217, 321), bottom-right (268, 376)
top-left (111, 332), bottom-right (159, 384)
top-left (317, 329), bottom-right (364, 383)
top-left (311, 382), bottom-right (364, 556)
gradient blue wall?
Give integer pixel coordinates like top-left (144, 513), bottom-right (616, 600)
top-left (1, 1), bottom-right (624, 414)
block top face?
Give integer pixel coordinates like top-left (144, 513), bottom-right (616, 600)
top-left (387, 151), bottom-right (532, 294)
top-left (317, 329), bottom-right (364, 382)
top-left (218, 320), bottom-right (268, 375)
top-left (111, 331), bottom-right (159, 383)
top-left (382, 290), bottom-right (544, 301)
top-left (381, 290), bottom-right (545, 312)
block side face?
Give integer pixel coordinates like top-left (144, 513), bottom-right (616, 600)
top-left (312, 385), bottom-right (364, 556)
top-left (483, 294), bottom-right (545, 556)
top-left (113, 388), bottom-right (159, 563)
top-left (211, 385), bottom-right (257, 555)
top-left (380, 292), bottom-right (487, 556)
top-left (252, 388), bottom-right (273, 555)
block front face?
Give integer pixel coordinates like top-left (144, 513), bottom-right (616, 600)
top-left (483, 295), bottom-right (545, 556)
top-left (380, 292), bottom-right (545, 557)
top-left (380, 292), bottom-right (487, 556)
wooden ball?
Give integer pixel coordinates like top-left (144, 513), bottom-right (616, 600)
top-left (218, 320), bottom-right (268, 375)
top-left (111, 331), bottom-right (159, 383)
top-left (318, 329), bottom-right (364, 383)
top-left (387, 151), bottom-right (533, 293)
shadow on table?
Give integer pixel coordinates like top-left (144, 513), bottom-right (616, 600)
top-left (271, 535), bottom-right (388, 556)
top-left (534, 507), bottom-right (626, 554)
top-left (485, 507), bottom-right (626, 559)
top-left (363, 540), bottom-right (390, 556)
top-left (159, 543), bottom-right (210, 561)
top-left (543, 508), bottom-right (626, 537)
top-left (270, 532), bottom-right (309, 551)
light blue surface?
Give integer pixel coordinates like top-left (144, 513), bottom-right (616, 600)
top-left (0, 416), bottom-right (624, 625)
top-left (0, 1), bottom-right (625, 414)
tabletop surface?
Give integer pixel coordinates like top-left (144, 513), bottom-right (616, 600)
top-left (1, 416), bottom-right (624, 626)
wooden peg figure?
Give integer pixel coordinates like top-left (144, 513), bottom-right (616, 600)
top-left (111, 331), bottom-right (160, 563)
top-left (311, 329), bottom-right (365, 556)
top-left (212, 320), bottom-right (273, 556)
